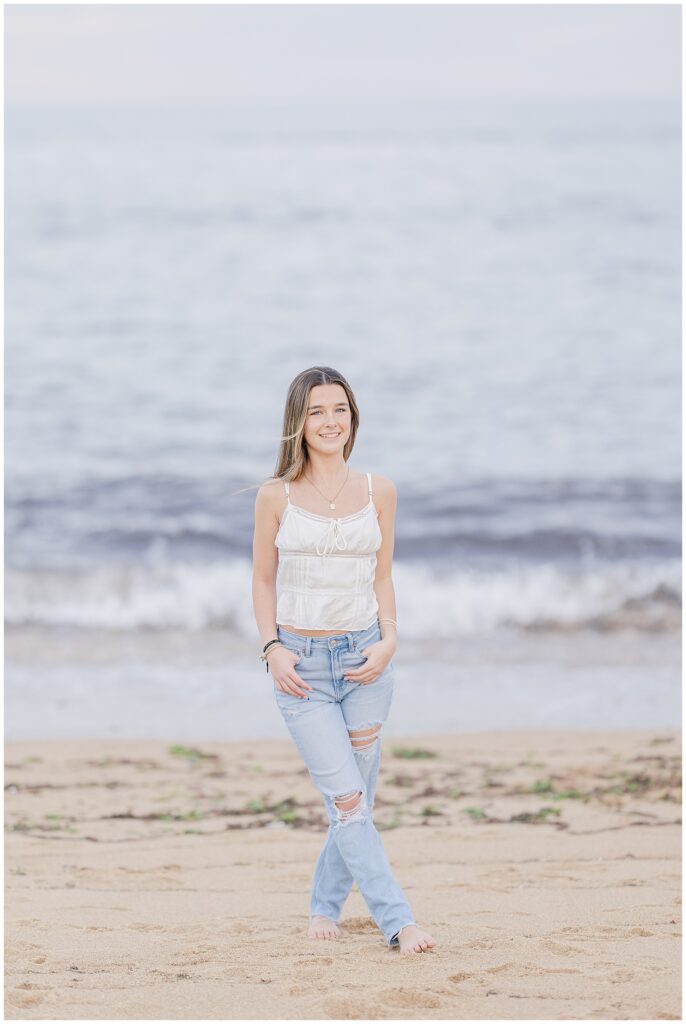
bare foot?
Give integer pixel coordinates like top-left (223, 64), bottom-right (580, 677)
top-left (307, 915), bottom-right (341, 940)
top-left (397, 924), bottom-right (436, 955)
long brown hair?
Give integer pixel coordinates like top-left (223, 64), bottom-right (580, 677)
top-left (230, 367), bottom-right (360, 497)
top-left (273, 366), bottom-right (360, 483)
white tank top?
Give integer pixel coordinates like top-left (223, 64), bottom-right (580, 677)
top-left (275, 471), bottom-right (382, 631)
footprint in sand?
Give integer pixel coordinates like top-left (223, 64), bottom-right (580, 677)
top-left (231, 922), bottom-right (255, 935)
top-left (449, 963), bottom-right (514, 985)
top-left (377, 987), bottom-right (443, 1009)
top-left (609, 968), bottom-right (638, 983)
top-left (560, 924), bottom-right (655, 940)
top-left (170, 944), bottom-right (224, 966)
top-left (540, 938), bottom-right (582, 957)
top-left (328, 991), bottom-right (443, 1018)
top-left (521, 964), bottom-right (582, 977)
top-left (341, 916), bottom-right (377, 935)
top-left (6, 983), bottom-right (45, 1010)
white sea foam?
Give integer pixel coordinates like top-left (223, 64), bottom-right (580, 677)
top-left (5, 558), bottom-right (680, 636)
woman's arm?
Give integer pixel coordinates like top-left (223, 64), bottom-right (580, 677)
top-left (252, 480), bottom-right (312, 696)
top-left (252, 480), bottom-right (281, 648)
top-left (372, 474), bottom-right (398, 654)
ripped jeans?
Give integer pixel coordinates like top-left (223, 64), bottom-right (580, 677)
top-left (273, 618), bottom-right (416, 947)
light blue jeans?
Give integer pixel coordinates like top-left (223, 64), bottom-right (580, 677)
top-left (273, 618), bottom-right (416, 947)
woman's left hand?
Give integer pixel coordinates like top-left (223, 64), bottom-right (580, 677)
top-left (343, 639), bottom-right (395, 685)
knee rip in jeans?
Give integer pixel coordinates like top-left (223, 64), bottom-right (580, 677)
top-left (348, 721), bottom-right (382, 760)
top-left (334, 788), bottom-right (367, 828)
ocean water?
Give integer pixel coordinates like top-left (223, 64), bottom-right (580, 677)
top-left (5, 98), bottom-right (681, 738)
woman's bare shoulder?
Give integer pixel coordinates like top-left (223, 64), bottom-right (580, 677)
top-left (255, 476), bottom-right (286, 509)
top-left (370, 474), bottom-right (397, 519)
top-left (370, 472), bottom-right (396, 496)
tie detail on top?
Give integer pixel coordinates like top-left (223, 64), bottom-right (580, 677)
top-left (316, 517), bottom-right (349, 558)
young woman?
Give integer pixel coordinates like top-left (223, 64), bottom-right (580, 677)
top-left (252, 366), bottom-right (436, 956)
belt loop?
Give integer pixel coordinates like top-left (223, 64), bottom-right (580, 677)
top-left (347, 632), bottom-right (355, 652)
top-left (305, 636), bottom-right (312, 657)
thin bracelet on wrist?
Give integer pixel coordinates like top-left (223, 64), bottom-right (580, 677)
top-left (378, 618), bottom-right (398, 630)
top-left (260, 639), bottom-right (284, 672)
top-left (378, 619), bottom-right (398, 645)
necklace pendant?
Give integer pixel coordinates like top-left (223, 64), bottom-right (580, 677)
top-left (329, 502), bottom-right (336, 510)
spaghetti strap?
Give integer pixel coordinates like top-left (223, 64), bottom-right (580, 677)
top-left (366, 472), bottom-right (372, 499)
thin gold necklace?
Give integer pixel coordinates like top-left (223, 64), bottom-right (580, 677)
top-left (304, 466), bottom-right (350, 510)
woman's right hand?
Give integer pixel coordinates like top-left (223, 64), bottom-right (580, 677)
top-left (268, 646), bottom-right (314, 699)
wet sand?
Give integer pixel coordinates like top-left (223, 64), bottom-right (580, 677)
top-left (5, 729), bottom-right (681, 1019)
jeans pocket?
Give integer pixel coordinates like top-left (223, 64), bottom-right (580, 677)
top-left (276, 633), bottom-right (305, 657)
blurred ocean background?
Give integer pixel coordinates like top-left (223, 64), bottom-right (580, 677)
top-left (5, 96), bottom-right (681, 738)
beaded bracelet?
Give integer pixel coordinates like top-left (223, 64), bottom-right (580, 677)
top-left (260, 639), bottom-right (284, 672)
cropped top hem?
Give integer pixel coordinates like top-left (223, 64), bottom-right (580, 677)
top-left (277, 614), bottom-right (380, 632)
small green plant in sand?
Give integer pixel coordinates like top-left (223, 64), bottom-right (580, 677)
top-left (379, 809), bottom-right (405, 830)
top-left (245, 799), bottom-right (266, 814)
top-left (510, 806), bottom-right (562, 823)
top-left (391, 747), bottom-right (437, 760)
top-left (278, 809), bottom-right (300, 824)
top-left (463, 806), bottom-right (488, 820)
top-left (273, 797), bottom-right (303, 825)
top-left (8, 815), bottom-right (78, 834)
top-left (387, 774), bottom-right (415, 787)
top-left (420, 805), bottom-right (443, 817)
top-left (529, 778), bottom-right (587, 800)
top-left (45, 814), bottom-right (78, 833)
top-left (461, 804), bottom-right (565, 827)
top-left (606, 772), bottom-right (654, 794)
top-left (149, 810), bottom-right (206, 822)
top-left (168, 744), bottom-right (218, 761)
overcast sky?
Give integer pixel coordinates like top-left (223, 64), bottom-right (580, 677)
top-left (5, 3), bottom-right (681, 106)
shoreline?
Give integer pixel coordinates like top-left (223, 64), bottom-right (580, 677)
top-left (5, 626), bottom-right (681, 741)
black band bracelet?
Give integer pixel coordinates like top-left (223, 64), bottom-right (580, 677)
top-left (260, 637), bottom-right (283, 673)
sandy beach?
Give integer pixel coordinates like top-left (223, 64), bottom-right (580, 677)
top-left (5, 728), bottom-right (681, 1020)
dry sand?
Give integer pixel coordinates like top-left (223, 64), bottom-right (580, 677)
top-left (5, 729), bottom-right (681, 1020)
